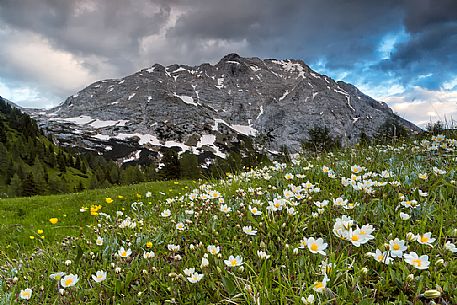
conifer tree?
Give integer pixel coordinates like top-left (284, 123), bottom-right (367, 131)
top-left (9, 174), bottom-right (23, 197)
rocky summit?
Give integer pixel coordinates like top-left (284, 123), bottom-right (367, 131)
top-left (29, 53), bottom-right (420, 164)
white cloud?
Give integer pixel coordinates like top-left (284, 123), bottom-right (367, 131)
top-left (383, 87), bottom-right (457, 127)
top-left (442, 76), bottom-right (457, 91)
top-left (4, 31), bottom-right (118, 91)
top-left (0, 28), bottom-right (119, 107)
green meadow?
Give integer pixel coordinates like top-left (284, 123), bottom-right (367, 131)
top-left (1, 135), bottom-right (456, 304)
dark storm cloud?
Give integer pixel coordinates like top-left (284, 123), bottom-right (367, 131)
top-left (0, 0), bottom-right (456, 112)
top-left (0, 0), bottom-right (173, 71)
top-left (403, 0), bottom-right (457, 33)
top-left (169, 0), bottom-right (404, 68)
top-left (370, 0), bottom-right (457, 90)
top-left (379, 22), bottom-right (457, 89)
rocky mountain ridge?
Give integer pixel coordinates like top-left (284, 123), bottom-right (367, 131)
top-left (28, 53), bottom-right (420, 165)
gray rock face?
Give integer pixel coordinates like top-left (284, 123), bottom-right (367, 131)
top-left (28, 54), bottom-right (420, 162)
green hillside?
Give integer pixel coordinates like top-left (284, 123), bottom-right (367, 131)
top-left (1, 134), bottom-right (456, 304)
top-left (0, 97), bottom-right (99, 197)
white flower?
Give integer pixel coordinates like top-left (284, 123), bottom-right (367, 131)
top-left (400, 199), bottom-right (419, 209)
top-left (351, 165), bottom-right (364, 173)
top-left (220, 204), bottom-right (232, 213)
top-left (313, 275), bottom-right (329, 292)
top-left (143, 251), bottom-right (156, 259)
top-left (207, 245), bottom-right (220, 255)
top-left (267, 198), bottom-right (285, 212)
top-left (343, 202), bottom-right (359, 210)
top-left (145, 191), bottom-right (152, 198)
top-left (313, 200), bottom-right (329, 208)
top-left (348, 229), bottom-right (367, 247)
top-left (249, 205), bottom-right (262, 216)
top-left (284, 173), bottom-right (294, 180)
top-left (418, 173), bottom-right (428, 180)
top-left (444, 241), bottom-right (457, 253)
top-left (307, 237), bottom-right (328, 255)
top-left (176, 222), bottom-right (185, 231)
top-left (418, 189), bottom-right (428, 197)
top-left (19, 288), bottom-right (32, 300)
top-left (224, 255), bottom-right (243, 267)
top-left (301, 294), bottom-right (315, 304)
top-left (399, 212), bottom-right (411, 220)
top-left (358, 224), bottom-right (375, 242)
top-left (333, 215), bottom-right (353, 239)
top-left (201, 257), bottom-right (209, 268)
top-left (91, 270), bottom-right (107, 283)
top-left (389, 238), bottom-right (407, 257)
top-left (432, 167), bottom-right (446, 175)
top-left (287, 207), bottom-right (296, 215)
top-left (187, 272), bottom-right (204, 283)
top-left (161, 209), bottom-right (171, 217)
top-left (64, 260), bottom-right (72, 266)
top-left (299, 237), bottom-right (308, 249)
top-left (49, 272), bottom-right (65, 280)
top-left (257, 250), bottom-right (271, 259)
top-left (167, 244), bottom-right (180, 252)
top-left (96, 236), bottom-right (104, 246)
top-left (119, 217), bottom-right (136, 229)
top-left (367, 249), bottom-right (393, 264)
top-left (404, 252), bottom-right (430, 269)
top-left (60, 274), bottom-right (79, 288)
top-left (333, 197), bottom-right (348, 207)
top-left (183, 268), bottom-right (196, 276)
top-left (242, 225), bottom-right (257, 236)
top-left (406, 232), bottom-right (417, 241)
top-left (416, 232), bottom-right (436, 246)
top-left (319, 260), bottom-right (333, 274)
top-left (118, 247), bottom-right (132, 258)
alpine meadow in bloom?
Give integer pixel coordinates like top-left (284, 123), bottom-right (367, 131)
top-left (1, 134), bottom-right (456, 304)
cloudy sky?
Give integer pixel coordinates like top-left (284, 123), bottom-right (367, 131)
top-left (0, 0), bottom-right (456, 126)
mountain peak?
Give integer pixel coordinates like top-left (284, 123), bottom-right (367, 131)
top-left (27, 55), bottom-right (420, 165)
top-left (221, 53), bottom-right (242, 61)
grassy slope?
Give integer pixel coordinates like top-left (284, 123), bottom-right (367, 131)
top-left (1, 137), bottom-right (457, 304)
top-left (0, 180), bottom-right (198, 256)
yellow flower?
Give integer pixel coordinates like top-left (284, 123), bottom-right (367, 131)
top-left (105, 197), bottom-right (113, 204)
top-left (136, 193), bottom-right (142, 199)
top-left (146, 241), bottom-right (153, 248)
top-left (37, 229), bottom-right (43, 234)
top-left (29, 236), bottom-right (35, 240)
top-left (90, 204), bottom-right (102, 216)
top-left (49, 218), bottom-right (58, 224)
top-left (117, 195), bottom-right (124, 199)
